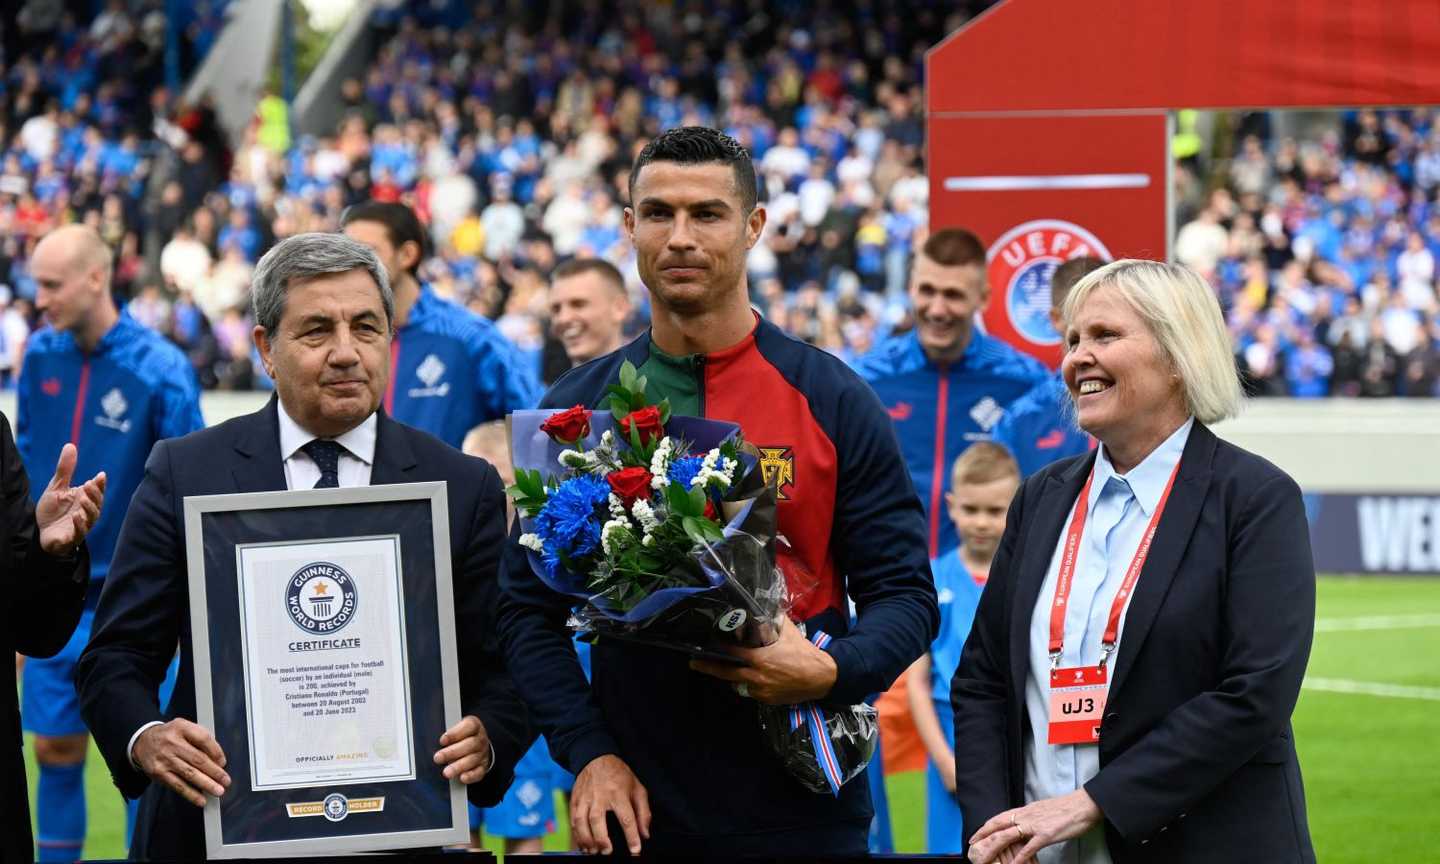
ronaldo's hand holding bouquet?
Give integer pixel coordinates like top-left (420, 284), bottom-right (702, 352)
top-left (507, 361), bottom-right (877, 795)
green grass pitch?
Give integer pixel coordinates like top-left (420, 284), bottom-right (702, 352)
top-left (23, 576), bottom-right (1440, 860)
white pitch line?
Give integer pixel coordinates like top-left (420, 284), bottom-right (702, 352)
top-left (1313, 613), bottom-right (1440, 632)
top-left (1303, 677), bottom-right (1440, 702)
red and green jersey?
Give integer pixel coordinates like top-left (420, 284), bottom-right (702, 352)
top-left (499, 316), bottom-right (938, 848)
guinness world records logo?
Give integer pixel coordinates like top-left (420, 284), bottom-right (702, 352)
top-left (286, 561), bottom-right (358, 635)
top-left (984, 220), bottom-right (1113, 367)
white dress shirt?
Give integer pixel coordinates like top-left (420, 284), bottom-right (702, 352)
top-left (1022, 418), bottom-right (1193, 864)
top-left (276, 402), bottom-right (377, 489)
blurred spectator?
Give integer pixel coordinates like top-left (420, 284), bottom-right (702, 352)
top-left (1179, 107), bottom-right (1440, 397)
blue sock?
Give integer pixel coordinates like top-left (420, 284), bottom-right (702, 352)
top-left (35, 761), bottom-right (85, 862)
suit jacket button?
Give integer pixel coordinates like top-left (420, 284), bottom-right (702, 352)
top-left (1179, 813), bottom-right (1187, 820)
top-left (1160, 826), bottom-right (1168, 833)
top-left (1141, 839), bottom-right (1150, 846)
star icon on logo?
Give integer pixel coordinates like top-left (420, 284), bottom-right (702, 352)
top-left (312, 582), bottom-right (330, 597)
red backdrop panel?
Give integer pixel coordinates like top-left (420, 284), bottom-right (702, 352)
top-left (929, 0), bottom-right (1440, 112)
top-left (928, 112), bottom-right (1168, 367)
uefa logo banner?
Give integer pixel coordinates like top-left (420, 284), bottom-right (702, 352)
top-left (984, 219), bottom-right (1113, 368)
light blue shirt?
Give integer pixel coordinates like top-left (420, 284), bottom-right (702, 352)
top-left (1023, 418), bottom-right (1193, 864)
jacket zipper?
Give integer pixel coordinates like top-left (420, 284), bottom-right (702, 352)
top-left (70, 360), bottom-right (91, 445)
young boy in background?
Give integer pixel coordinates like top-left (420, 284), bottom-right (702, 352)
top-left (907, 442), bottom-right (1020, 853)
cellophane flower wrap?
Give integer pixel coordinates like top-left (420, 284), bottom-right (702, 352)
top-left (508, 361), bottom-right (876, 795)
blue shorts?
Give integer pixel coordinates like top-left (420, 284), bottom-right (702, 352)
top-left (21, 606), bottom-right (93, 737)
top-left (476, 737), bottom-right (558, 839)
top-left (22, 602), bottom-right (179, 739)
top-left (925, 699), bottom-right (964, 854)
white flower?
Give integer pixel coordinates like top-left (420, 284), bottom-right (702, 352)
top-left (608, 493), bottom-right (628, 519)
top-left (519, 533), bottom-right (544, 552)
top-left (631, 498), bottom-right (660, 534)
top-left (649, 437), bottom-right (675, 488)
top-left (690, 447), bottom-right (733, 490)
top-left (600, 429), bottom-right (615, 448)
top-left (601, 518), bottom-right (633, 555)
top-left (642, 534), bottom-right (656, 547)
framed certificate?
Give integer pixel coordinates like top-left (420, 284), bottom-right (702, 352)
top-left (184, 483), bottom-right (467, 857)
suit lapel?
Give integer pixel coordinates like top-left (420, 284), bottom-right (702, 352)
top-left (1009, 452), bottom-right (1095, 712)
top-left (230, 397), bottom-right (287, 492)
top-left (1107, 423), bottom-right (1217, 698)
top-left (368, 410), bottom-right (418, 486)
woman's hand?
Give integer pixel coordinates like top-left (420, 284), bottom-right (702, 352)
top-left (968, 789), bottom-right (1103, 864)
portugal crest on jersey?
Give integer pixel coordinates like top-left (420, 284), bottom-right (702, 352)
top-left (757, 446), bottom-right (796, 500)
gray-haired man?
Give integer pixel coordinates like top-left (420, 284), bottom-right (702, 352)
top-left (77, 234), bottom-right (531, 858)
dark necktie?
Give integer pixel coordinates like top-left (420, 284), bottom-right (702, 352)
top-left (301, 439), bottom-right (344, 488)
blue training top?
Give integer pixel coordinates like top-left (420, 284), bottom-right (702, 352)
top-left (989, 373), bottom-right (1092, 479)
top-left (855, 330), bottom-right (1047, 557)
top-left (384, 284), bottom-right (541, 448)
top-left (927, 550), bottom-right (984, 707)
top-left (17, 309), bottom-right (204, 581)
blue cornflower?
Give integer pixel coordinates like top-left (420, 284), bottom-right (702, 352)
top-left (667, 455), bottom-right (704, 490)
top-left (533, 473), bottom-right (610, 578)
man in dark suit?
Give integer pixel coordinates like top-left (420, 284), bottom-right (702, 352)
top-left (75, 233), bottom-right (530, 859)
top-left (3, 428), bottom-right (106, 864)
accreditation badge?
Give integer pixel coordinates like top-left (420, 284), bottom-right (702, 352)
top-left (1048, 665), bottom-right (1107, 745)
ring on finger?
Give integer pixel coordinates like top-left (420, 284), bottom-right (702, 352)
top-left (735, 682), bottom-right (749, 698)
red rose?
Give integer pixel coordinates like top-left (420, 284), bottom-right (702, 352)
top-left (703, 499), bottom-right (718, 521)
top-left (540, 405), bottom-right (592, 443)
top-left (607, 466), bottom-right (654, 507)
top-left (619, 405), bottom-right (664, 446)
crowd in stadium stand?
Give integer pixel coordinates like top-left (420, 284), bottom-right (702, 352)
top-left (1174, 110), bottom-right (1440, 397)
top-left (1, 1), bottom-right (1437, 399)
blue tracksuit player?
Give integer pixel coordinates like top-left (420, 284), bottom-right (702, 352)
top-left (342, 202), bottom-right (540, 448)
top-left (855, 228), bottom-right (1047, 559)
top-left (18, 226), bottom-right (203, 861)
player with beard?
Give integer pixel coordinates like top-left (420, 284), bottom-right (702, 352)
top-left (498, 127), bottom-right (937, 856)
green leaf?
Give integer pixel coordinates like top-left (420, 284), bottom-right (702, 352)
top-left (619, 360), bottom-right (637, 390)
top-left (628, 419), bottom-right (643, 451)
top-left (606, 384), bottom-right (631, 402)
top-left (665, 482), bottom-right (696, 517)
top-left (630, 391), bottom-right (646, 410)
top-left (658, 398), bottom-right (671, 424)
top-left (687, 487), bottom-right (706, 514)
top-left (682, 516), bottom-right (709, 545)
top-left (610, 395), bottom-right (630, 422)
top-left (634, 375), bottom-right (647, 396)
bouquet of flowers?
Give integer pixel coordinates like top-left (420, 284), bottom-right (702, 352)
top-left (507, 361), bottom-right (876, 794)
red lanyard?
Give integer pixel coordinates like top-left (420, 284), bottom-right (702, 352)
top-left (1048, 459), bottom-right (1182, 666)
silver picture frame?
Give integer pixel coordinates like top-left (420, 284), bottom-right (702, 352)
top-left (184, 482), bottom-right (467, 857)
